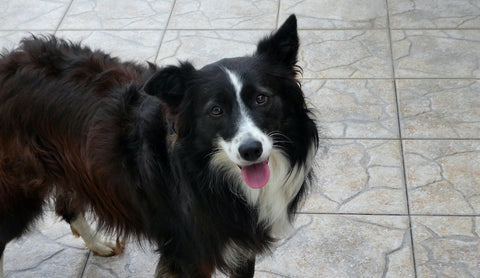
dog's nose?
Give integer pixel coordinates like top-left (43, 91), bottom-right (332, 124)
top-left (239, 139), bottom-right (263, 162)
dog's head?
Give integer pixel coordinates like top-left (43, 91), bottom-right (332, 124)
top-left (144, 15), bottom-right (316, 189)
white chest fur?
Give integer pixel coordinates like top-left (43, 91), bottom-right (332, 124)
top-left (211, 146), bottom-right (315, 238)
top-left (241, 148), bottom-right (310, 237)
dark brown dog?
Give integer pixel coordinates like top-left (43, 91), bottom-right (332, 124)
top-left (0, 15), bottom-right (318, 277)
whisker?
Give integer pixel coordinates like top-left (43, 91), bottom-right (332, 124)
top-left (268, 131), bottom-right (294, 145)
top-left (205, 147), bottom-right (222, 160)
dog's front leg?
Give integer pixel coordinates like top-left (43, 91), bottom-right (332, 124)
top-left (155, 255), bottom-right (214, 278)
top-left (231, 258), bottom-right (255, 278)
top-left (69, 214), bottom-right (125, 256)
top-left (154, 256), bottom-right (181, 278)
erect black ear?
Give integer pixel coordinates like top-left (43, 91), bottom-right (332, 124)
top-left (255, 14), bottom-right (299, 66)
top-left (143, 62), bottom-right (195, 111)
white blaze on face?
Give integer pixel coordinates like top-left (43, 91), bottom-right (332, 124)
top-left (218, 69), bottom-right (273, 189)
top-left (210, 69), bottom-right (315, 239)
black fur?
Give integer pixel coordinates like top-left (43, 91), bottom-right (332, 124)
top-left (0, 14), bottom-right (318, 277)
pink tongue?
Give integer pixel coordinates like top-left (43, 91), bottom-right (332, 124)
top-left (241, 161), bottom-right (270, 189)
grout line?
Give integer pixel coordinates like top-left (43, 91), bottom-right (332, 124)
top-left (385, 0), bottom-right (418, 276)
top-left (401, 138), bottom-right (480, 140)
top-left (275, 0), bottom-right (281, 29)
top-left (48, 28), bottom-right (274, 32)
top-left (154, 0), bottom-right (177, 64)
top-left (78, 251), bottom-right (91, 278)
top-left (298, 212), bottom-right (480, 217)
top-left (298, 212), bottom-right (408, 216)
top-left (54, 0), bottom-right (74, 36)
top-left (412, 214), bottom-right (480, 217)
top-left (317, 137), bottom-right (480, 141)
top-left (390, 27), bottom-right (480, 31)
top-left (319, 138), bottom-right (401, 140)
top-left (302, 77), bottom-right (480, 80)
top-left (384, 77), bottom-right (480, 80)
top-left (5, 28), bottom-right (480, 32)
top-left (400, 139), bottom-right (419, 278)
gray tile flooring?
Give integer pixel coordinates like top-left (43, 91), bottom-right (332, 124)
top-left (1, 0), bottom-right (479, 277)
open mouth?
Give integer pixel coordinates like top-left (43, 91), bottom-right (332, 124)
top-left (238, 159), bottom-right (270, 189)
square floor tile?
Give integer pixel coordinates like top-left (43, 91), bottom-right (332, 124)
top-left (299, 30), bottom-right (392, 78)
top-left (156, 30), bottom-right (265, 67)
top-left (256, 214), bottom-right (414, 278)
top-left (404, 140), bottom-right (480, 215)
top-left (398, 79), bottom-right (480, 138)
top-left (168, 0), bottom-right (278, 29)
top-left (59, 0), bottom-right (173, 30)
top-left (3, 212), bottom-right (89, 277)
top-left (0, 0), bottom-right (71, 30)
top-left (412, 216), bottom-right (480, 277)
top-left (279, 0), bottom-right (387, 29)
top-left (55, 30), bottom-right (163, 62)
top-left (304, 140), bottom-right (407, 214)
top-left (305, 79), bottom-right (398, 138)
top-left (392, 30), bottom-right (480, 78)
top-left (388, 0), bottom-right (480, 29)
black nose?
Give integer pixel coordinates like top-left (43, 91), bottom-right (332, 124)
top-left (239, 140), bottom-right (263, 161)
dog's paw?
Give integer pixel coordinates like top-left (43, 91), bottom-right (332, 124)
top-left (69, 216), bottom-right (126, 257)
top-left (87, 237), bottom-right (125, 257)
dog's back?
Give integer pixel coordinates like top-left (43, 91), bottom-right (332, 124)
top-left (0, 36), bottom-right (147, 87)
top-left (0, 36), bottom-right (150, 255)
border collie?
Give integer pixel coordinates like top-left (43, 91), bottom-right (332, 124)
top-left (0, 15), bottom-right (318, 277)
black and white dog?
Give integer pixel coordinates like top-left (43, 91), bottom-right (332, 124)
top-left (0, 15), bottom-right (318, 277)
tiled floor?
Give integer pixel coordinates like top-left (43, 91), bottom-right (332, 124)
top-left (1, 0), bottom-right (479, 277)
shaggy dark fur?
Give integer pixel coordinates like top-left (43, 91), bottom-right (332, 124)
top-left (0, 15), bottom-right (318, 277)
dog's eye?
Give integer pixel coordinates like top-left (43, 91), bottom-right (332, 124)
top-left (210, 106), bottom-right (223, 116)
top-left (256, 94), bottom-right (268, 105)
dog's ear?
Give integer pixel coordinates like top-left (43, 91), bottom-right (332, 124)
top-left (143, 62), bottom-right (195, 110)
top-left (255, 14), bottom-right (299, 67)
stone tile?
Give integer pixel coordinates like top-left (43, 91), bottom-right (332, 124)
top-left (83, 241), bottom-right (157, 277)
top-left (397, 79), bottom-right (480, 138)
top-left (388, 0), bottom-right (480, 29)
top-left (404, 140), bottom-right (480, 215)
top-left (305, 79), bottom-right (398, 138)
top-left (412, 216), bottom-right (480, 277)
top-left (304, 140), bottom-right (407, 214)
top-left (55, 30), bottom-right (163, 62)
top-left (256, 214), bottom-right (414, 277)
top-left (3, 212), bottom-right (89, 277)
top-left (169, 0), bottom-right (278, 29)
top-left (279, 0), bottom-right (387, 29)
top-left (0, 0), bottom-right (71, 30)
top-left (299, 30), bottom-right (392, 78)
top-left (155, 30), bottom-right (391, 79)
top-left (60, 0), bottom-right (173, 30)
top-left (392, 30), bottom-right (480, 78)
top-left (156, 30), bottom-right (265, 67)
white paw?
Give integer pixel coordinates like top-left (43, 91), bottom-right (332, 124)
top-left (70, 216), bottom-right (125, 257)
top-left (86, 236), bottom-right (125, 257)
